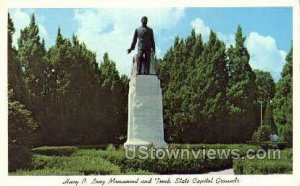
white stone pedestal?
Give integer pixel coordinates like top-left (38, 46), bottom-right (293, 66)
top-left (124, 75), bottom-right (168, 149)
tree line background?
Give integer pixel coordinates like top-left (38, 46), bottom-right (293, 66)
top-left (156, 28), bottom-right (292, 145)
top-left (8, 13), bottom-right (292, 170)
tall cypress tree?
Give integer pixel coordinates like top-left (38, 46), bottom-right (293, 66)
top-left (8, 13), bottom-right (23, 101)
top-left (16, 14), bottom-right (48, 146)
top-left (41, 28), bottom-right (72, 145)
top-left (264, 102), bottom-right (276, 132)
top-left (17, 14), bottom-right (47, 107)
top-left (98, 58), bottom-right (130, 143)
top-left (180, 31), bottom-right (204, 142)
top-left (191, 31), bottom-right (228, 143)
top-left (253, 69), bottom-right (276, 131)
top-left (8, 14), bottom-right (38, 171)
top-left (273, 46), bottom-right (292, 146)
top-left (156, 31), bottom-right (205, 143)
top-left (227, 26), bottom-right (257, 142)
top-left (254, 69), bottom-right (276, 103)
top-left (157, 37), bottom-right (186, 142)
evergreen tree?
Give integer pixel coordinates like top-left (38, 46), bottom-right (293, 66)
top-left (8, 13), bottom-right (23, 101)
top-left (9, 15), bottom-right (129, 147)
top-left (17, 14), bottom-right (47, 111)
top-left (16, 14), bottom-right (49, 146)
top-left (8, 13), bottom-right (38, 171)
top-left (254, 69), bottom-right (276, 102)
top-left (251, 124), bottom-right (272, 142)
top-left (157, 31), bottom-right (205, 142)
top-left (157, 37), bottom-right (186, 142)
top-left (98, 53), bottom-right (123, 143)
top-left (8, 90), bottom-right (38, 171)
top-left (41, 28), bottom-right (73, 145)
top-left (264, 102), bottom-right (276, 132)
top-left (190, 31), bottom-right (228, 143)
top-left (227, 26), bottom-right (257, 142)
top-left (253, 69), bottom-right (276, 131)
top-left (273, 46), bottom-right (292, 146)
top-left (118, 75), bottom-right (130, 143)
top-left (157, 30), bottom-right (228, 143)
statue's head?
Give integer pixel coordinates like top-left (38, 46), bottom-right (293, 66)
top-left (141, 16), bottom-right (148, 26)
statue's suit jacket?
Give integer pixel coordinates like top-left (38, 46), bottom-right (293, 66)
top-left (130, 26), bottom-right (155, 52)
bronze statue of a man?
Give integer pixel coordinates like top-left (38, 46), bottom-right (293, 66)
top-left (127, 16), bottom-right (155, 75)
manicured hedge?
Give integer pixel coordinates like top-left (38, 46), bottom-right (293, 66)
top-left (233, 149), bottom-right (292, 174)
top-left (32, 154), bottom-right (64, 169)
top-left (234, 159), bottom-right (292, 174)
top-left (32, 144), bottom-right (120, 155)
top-left (14, 144), bottom-right (282, 175)
top-left (32, 146), bottom-right (78, 156)
top-left (30, 154), bottom-right (120, 175)
top-left (65, 156), bottom-right (120, 175)
top-left (79, 148), bottom-right (232, 174)
top-left (170, 144), bottom-right (260, 157)
top-left (75, 144), bottom-right (113, 150)
top-left (41, 144), bottom-right (262, 174)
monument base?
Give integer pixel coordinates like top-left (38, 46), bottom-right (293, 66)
top-left (124, 75), bottom-right (168, 150)
top-left (124, 140), bottom-right (168, 151)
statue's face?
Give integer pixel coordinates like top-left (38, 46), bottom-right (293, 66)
top-left (141, 17), bottom-right (148, 25)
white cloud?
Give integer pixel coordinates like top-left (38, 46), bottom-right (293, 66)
top-left (74, 8), bottom-right (185, 75)
top-left (191, 18), bottom-right (234, 47)
top-left (191, 18), bottom-right (286, 80)
top-left (217, 32), bottom-right (235, 47)
top-left (9, 9), bottom-right (48, 47)
top-left (9, 9), bottom-right (30, 46)
top-left (191, 18), bottom-right (210, 42)
top-left (246, 32), bottom-right (287, 80)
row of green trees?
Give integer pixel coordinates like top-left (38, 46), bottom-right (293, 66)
top-left (8, 13), bottom-right (129, 148)
top-left (156, 27), bottom-right (292, 145)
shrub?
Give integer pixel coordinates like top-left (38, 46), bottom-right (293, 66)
top-left (233, 149), bottom-right (292, 174)
top-left (277, 124), bottom-right (293, 147)
top-left (76, 144), bottom-right (108, 150)
top-left (106, 144), bottom-right (117, 151)
top-left (13, 144), bottom-right (268, 175)
top-left (64, 156), bottom-right (120, 175)
top-left (32, 155), bottom-right (65, 169)
top-left (8, 93), bottom-right (38, 171)
top-left (251, 124), bottom-right (272, 142)
top-left (30, 154), bottom-right (121, 175)
top-left (32, 146), bottom-right (78, 156)
top-left (93, 148), bottom-right (232, 174)
top-left (169, 144), bottom-right (259, 157)
top-left (234, 159), bottom-right (292, 174)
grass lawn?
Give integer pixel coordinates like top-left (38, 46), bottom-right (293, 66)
top-left (10, 144), bottom-right (292, 175)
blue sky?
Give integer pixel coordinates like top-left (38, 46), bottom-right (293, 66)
top-left (9, 8), bottom-right (292, 81)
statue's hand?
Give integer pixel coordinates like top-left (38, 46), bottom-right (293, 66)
top-left (127, 49), bottom-right (132, 54)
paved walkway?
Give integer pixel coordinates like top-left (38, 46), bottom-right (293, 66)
top-left (206, 168), bottom-right (234, 175)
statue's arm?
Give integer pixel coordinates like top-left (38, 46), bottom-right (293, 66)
top-left (130, 29), bottom-right (138, 50)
